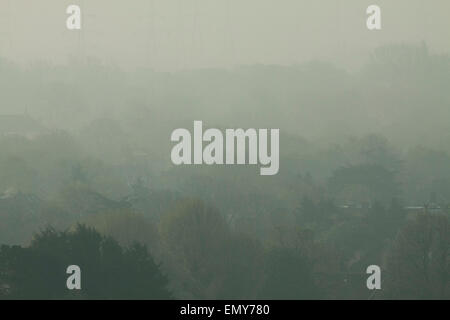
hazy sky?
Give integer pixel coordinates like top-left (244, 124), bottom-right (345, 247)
top-left (0, 0), bottom-right (449, 70)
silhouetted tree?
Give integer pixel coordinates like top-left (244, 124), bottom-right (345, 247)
top-left (0, 224), bottom-right (171, 299)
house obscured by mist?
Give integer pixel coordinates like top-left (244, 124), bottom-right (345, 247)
top-left (0, 114), bottom-right (47, 139)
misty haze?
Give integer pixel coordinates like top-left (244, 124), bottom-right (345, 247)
top-left (0, 1), bottom-right (449, 300)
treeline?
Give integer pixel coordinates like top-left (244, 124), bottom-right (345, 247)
top-left (0, 195), bottom-right (448, 299)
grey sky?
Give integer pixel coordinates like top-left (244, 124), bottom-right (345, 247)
top-left (0, 0), bottom-right (449, 70)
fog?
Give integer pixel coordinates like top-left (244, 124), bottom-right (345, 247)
top-left (0, 1), bottom-right (449, 300)
top-left (1, 0), bottom-right (450, 70)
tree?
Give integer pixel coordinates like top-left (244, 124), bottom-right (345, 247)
top-left (328, 164), bottom-right (399, 204)
top-left (159, 199), bottom-right (264, 299)
top-left (159, 199), bottom-right (231, 298)
top-left (0, 224), bottom-right (171, 299)
top-left (257, 247), bottom-right (321, 299)
top-left (82, 209), bottom-right (160, 259)
top-left (386, 213), bottom-right (449, 299)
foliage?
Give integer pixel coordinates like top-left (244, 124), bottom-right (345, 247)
top-left (0, 224), bottom-right (172, 299)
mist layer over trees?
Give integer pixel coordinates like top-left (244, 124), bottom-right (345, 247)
top-left (0, 43), bottom-right (449, 299)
